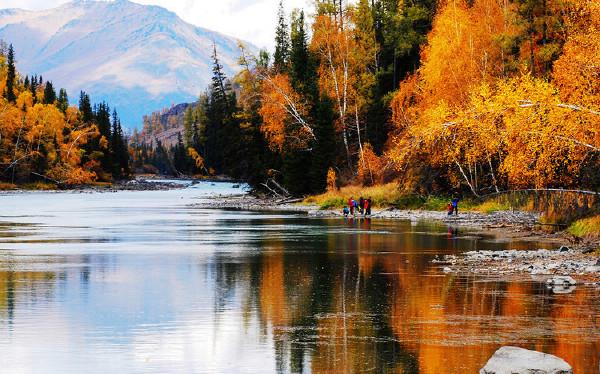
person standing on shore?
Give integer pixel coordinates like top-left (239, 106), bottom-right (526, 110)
top-left (365, 198), bottom-right (372, 216)
top-left (348, 196), bottom-right (355, 216)
top-left (451, 194), bottom-right (460, 216)
top-left (359, 197), bottom-right (364, 214)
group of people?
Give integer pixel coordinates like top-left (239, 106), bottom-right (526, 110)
top-left (447, 194), bottom-right (460, 216)
top-left (343, 196), bottom-right (372, 217)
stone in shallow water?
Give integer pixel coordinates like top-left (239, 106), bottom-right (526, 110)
top-left (546, 276), bottom-right (577, 286)
top-left (480, 346), bottom-right (573, 374)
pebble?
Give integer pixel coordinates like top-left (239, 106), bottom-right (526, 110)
top-left (439, 248), bottom-right (600, 281)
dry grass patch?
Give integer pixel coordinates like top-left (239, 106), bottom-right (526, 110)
top-left (303, 183), bottom-right (404, 209)
top-left (0, 182), bottom-right (17, 190)
top-left (568, 215), bottom-right (600, 239)
top-left (304, 183), bottom-right (454, 211)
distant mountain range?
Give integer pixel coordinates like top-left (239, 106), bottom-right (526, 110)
top-left (0, 0), bottom-right (255, 129)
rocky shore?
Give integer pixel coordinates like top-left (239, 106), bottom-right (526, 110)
top-left (196, 195), bottom-right (539, 224)
top-left (436, 248), bottom-right (600, 284)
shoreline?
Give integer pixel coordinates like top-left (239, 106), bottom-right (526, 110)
top-left (2, 187), bottom-right (597, 284)
top-left (0, 174), bottom-right (244, 193)
top-left (197, 194), bottom-right (600, 284)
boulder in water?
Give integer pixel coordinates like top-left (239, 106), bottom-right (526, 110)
top-left (480, 346), bottom-right (572, 374)
top-left (546, 276), bottom-right (577, 286)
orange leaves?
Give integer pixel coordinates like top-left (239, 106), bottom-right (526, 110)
top-left (387, 0), bottom-right (599, 193)
top-left (310, 8), bottom-right (377, 162)
top-left (16, 91), bottom-right (33, 109)
top-left (326, 167), bottom-right (337, 192)
top-left (552, 1), bottom-right (600, 108)
top-left (188, 147), bottom-right (204, 169)
top-left (258, 73), bottom-right (313, 152)
top-left (0, 56), bottom-right (102, 185)
top-left (25, 104), bottom-right (66, 146)
top-left (419, 0), bottom-right (518, 107)
top-left (390, 72), bottom-right (599, 192)
top-left (47, 163), bottom-right (97, 185)
top-left (357, 143), bottom-right (384, 186)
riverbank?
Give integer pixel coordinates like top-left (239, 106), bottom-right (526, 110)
top-left (0, 177), bottom-right (189, 193)
top-left (198, 194), bottom-right (600, 284)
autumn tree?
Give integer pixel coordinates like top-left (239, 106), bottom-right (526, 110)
top-left (311, 0), bottom-right (377, 170)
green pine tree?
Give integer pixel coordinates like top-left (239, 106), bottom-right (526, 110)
top-left (310, 95), bottom-right (336, 192)
top-left (43, 81), bottom-right (57, 105)
top-left (273, 0), bottom-right (290, 72)
top-left (30, 76), bottom-right (38, 104)
top-left (57, 88), bottom-right (69, 113)
top-left (78, 92), bottom-right (93, 123)
top-left (3, 44), bottom-right (16, 103)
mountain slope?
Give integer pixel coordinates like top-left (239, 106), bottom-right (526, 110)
top-left (0, 0), bottom-right (253, 128)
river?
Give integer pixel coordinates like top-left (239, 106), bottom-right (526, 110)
top-left (0, 182), bottom-right (598, 373)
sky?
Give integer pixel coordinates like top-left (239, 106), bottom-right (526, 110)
top-left (0, 0), bottom-right (313, 50)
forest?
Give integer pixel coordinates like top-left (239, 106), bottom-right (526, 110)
top-left (134, 0), bottom-right (599, 197)
top-left (3, 0), bottom-right (598, 197)
top-left (0, 43), bottom-right (129, 186)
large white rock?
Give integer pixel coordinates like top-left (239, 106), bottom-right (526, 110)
top-left (546, 276), bottom-right (577, 286)
top-left (480, 346), bottom-right (573, 374)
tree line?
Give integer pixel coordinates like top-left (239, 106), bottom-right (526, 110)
top-left (134, 0), bottom-right (599, 197)
top-left (0, 43), bottom-right (129, 185)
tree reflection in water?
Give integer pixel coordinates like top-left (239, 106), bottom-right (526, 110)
top-left (0, 218), bottom-right (598, 373)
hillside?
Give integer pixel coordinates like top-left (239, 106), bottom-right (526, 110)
top-left (0, 0), bottom-right (255, 128)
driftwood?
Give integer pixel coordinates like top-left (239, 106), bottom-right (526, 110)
top-left (276, 197), bottom-right (303, 205)
top-left (31, 172), bottom-right (63, 186)
top-left (260, 182), bottom-right (283, 198)
top-left (261, 178), bottom-right (291, 198)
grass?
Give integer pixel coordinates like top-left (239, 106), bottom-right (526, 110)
top-left (303, 182), bottom-right (523, 214)
top-left (471, 200), bottom-right (511, 214)
top-left (568, 215), bottom-right (600, 239)
top-left (20, 182), bottom-right (57, 190)
top-left (303, 182), bottom-right (405, 210)
top-left (0, 182), bottom-right (17, 190)
top-left (304, 183), bottom-right (473, 211)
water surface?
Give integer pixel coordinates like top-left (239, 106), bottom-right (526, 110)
top-left (0, 183), bottom-right (598, 373)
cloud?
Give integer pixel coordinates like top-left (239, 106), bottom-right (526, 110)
top-left (0, 0), bottom-right (313, 50)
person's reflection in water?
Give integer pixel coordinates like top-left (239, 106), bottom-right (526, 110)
top-left (447, 226), bottom-right (459, 239)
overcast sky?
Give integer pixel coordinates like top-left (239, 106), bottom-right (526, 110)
top-left (0, 0), bottom-right (313, 50)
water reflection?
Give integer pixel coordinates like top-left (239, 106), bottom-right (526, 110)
top-left (0, 189), bottom-right (598, 373)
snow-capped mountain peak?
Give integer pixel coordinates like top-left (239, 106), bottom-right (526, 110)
top-left (0, 0), bottom-right (254, 128)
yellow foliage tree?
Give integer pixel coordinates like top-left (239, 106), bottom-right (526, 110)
top-left (357, 143), bottom-right (384, 186)
top-left (418, 0), bottom-right (518, 107)
top-left (310, 3), bottom-right (377, 167)
top-left (326, 167), bottom-right (337, 192)
top-left (258, 73), bottom-right (314, 152)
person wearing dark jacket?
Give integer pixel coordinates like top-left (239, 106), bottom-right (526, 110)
top-left (451, 194), bottom-right (460, 216)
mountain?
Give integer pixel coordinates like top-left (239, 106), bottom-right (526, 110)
top-left (0, 0), bottom-right (254, 128)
